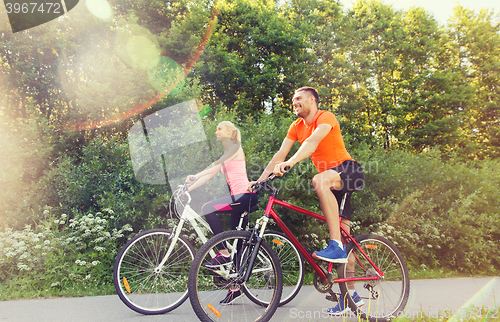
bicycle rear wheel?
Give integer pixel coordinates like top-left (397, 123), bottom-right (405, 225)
top-left (113, 228), bottom-right (195, 315)
top-left (188, 230), bottom-right (282, 322)
top-left (337, 234), bottom-right (410, 321)
top-left (257, 231), bottom-right (303, 306)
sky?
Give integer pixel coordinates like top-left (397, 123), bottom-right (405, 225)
top-left (338, 0), bottom-right (499, 25)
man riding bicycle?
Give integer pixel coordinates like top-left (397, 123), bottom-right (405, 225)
top-left (250, 86), bottom-right (365, 315)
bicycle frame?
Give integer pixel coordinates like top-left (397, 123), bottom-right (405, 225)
top-left (261, 195), bottom-right (384, 285)
top-left (156, 187), bottom-right (252, 272)
top-left (155, 202), bottom-right (213, 271)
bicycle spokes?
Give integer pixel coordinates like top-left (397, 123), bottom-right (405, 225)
top-left (338, 234), bottom-right (410, 320)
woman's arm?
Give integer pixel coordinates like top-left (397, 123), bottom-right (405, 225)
top-left (186, 141), bottom-right (241, 190)
top-left (187, 173), bottom-right (215, 192)
top-left (216, 141), bottom-right (241, 163)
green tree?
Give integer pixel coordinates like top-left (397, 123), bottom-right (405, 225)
top-left (195, 0), bottom-right (314, 116)
top-left (445, 6), bottom-right (500, 159)
top-left (318, 1), bottom-right (458, 151)
top-left (398, 7), bottom-right (462, 153)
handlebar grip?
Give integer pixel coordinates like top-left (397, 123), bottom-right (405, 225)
top-left (266, 165), bottom-right (291, 180)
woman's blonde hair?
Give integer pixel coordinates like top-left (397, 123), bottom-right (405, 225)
top-left (219, 121), bottom-right (241, 142)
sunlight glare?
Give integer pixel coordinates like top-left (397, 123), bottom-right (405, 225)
top-left (85, 0), bottom-right (113, 20)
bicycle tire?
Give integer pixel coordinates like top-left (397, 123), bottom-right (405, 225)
top-left (244, 230), bottom-right (303, 306)
top-left (113, 228), bottom-right (195, 315)
top-left (188, 230), bottom-right (282, 322)
top-left (337, 234), bottom-right (410, 321)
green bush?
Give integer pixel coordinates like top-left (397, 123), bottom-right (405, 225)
top-left (25, 135), bottom-right (170, 232)
top-left (363, 152), bottom-right (500, 274)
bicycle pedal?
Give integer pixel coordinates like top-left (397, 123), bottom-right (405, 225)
top-left (325, 294), bottom-right (339, 302)
top-left (212, 270), bottom-right (230, 279)
top-left (326, 289), bottom-right (340, 302)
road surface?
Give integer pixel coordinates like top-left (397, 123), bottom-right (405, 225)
top-left (0, 277), bottom-right (498, 321)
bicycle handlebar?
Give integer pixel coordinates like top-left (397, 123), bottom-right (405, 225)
top-left (173, 183), bottom-right (191, 202)
top-left (251, 166), bottom-right (290, 192)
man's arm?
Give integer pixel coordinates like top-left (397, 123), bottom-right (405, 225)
top-left (274, 123), bottom-right (332, 174)
top-left (256, 138), bottom-right (295, 182)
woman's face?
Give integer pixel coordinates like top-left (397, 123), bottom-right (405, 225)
top-left (215, 123), bottom-right (232, 141)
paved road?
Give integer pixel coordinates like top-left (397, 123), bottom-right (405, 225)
top-left (1, 277), bottom-right (498, 322)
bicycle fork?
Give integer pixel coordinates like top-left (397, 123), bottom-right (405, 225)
top-left (237, 215), bottom-right (270, 283)
top-left (154, 218), bottom-right (186, 273)
top-left (154, 207), bottom-right (216, 273)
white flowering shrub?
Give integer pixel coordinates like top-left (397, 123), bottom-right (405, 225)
top-left (65, 209), bottom-right (133, 282)
top-left (0, 208), bottom-right (133, 298)
top-left (0, 225), bottom-right (56, 274)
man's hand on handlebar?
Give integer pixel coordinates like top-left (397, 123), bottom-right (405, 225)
top-left (273, 162), bottom-right (293, 176)
top-left (249, 164), bottom-right (291, 192)
top-left (248, 181), bottom-right (258, 192)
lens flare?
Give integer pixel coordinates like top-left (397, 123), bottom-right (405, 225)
top-left (148, 56), bottom-right (185, 94)
top-left (63, 3), bottom-right (220, 132)
top-left (115, 22), bottom-right (160, 70)
top-left (85, 0), bottom-right (113, 20)
top-left (58, 36), bottom-right (155, 125)
top-left (445, 277), bottom-right (498, 322)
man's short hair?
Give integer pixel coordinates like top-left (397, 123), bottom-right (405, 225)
top-left (295, 86), bottom-right (319, 105)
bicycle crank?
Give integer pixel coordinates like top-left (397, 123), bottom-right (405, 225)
top-left (313, 272), bottom-right (333, 293)
top-left (313, 261), bottom-right (335, 294)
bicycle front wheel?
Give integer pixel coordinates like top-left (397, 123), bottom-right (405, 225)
top-left (337, 234), bottom-right (410, 321)
top-left (113, 228), bottom-right (195, 315)
top-left (188, 230), bottom-right (282, 322)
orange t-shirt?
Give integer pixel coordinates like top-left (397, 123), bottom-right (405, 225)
top-left (286, 110), bottom-right (353, 173)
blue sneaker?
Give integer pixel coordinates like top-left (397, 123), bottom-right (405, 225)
top-left (328, 291), bottom-right (364, 316)
top-left (312, 240), bottom-right (348, 263)
top-left (350, 291), bottom-right (365, 307)
top-left (327, 296), bottom-right (350, 316)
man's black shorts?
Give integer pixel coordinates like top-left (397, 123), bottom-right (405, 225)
top-left (329, 160), bottom-right (364, 220)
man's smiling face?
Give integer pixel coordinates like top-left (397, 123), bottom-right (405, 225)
top-left (292, 90), bottom-right (315, 119)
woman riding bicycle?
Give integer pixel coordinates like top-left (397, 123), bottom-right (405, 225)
top-left (185, 121), bottom-right (257, 304)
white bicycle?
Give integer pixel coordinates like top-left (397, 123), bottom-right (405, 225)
top-left (113, 183), bottom-right (304, 315)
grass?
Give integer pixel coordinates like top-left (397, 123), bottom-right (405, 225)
top-left (0, 281), bottom-right (115, 301)
top-left (393, 305), bottom-right (500, 321)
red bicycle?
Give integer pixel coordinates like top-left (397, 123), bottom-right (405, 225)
top-left (188, 172), bottom-right (410, 322)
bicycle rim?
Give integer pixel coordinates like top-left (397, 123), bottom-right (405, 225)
top-left (188, 230), bottom-right (282, 322)
top-left (338, 234), bottom-right (410, 321)
top-left (113, 229), bottom-right (195, 314)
